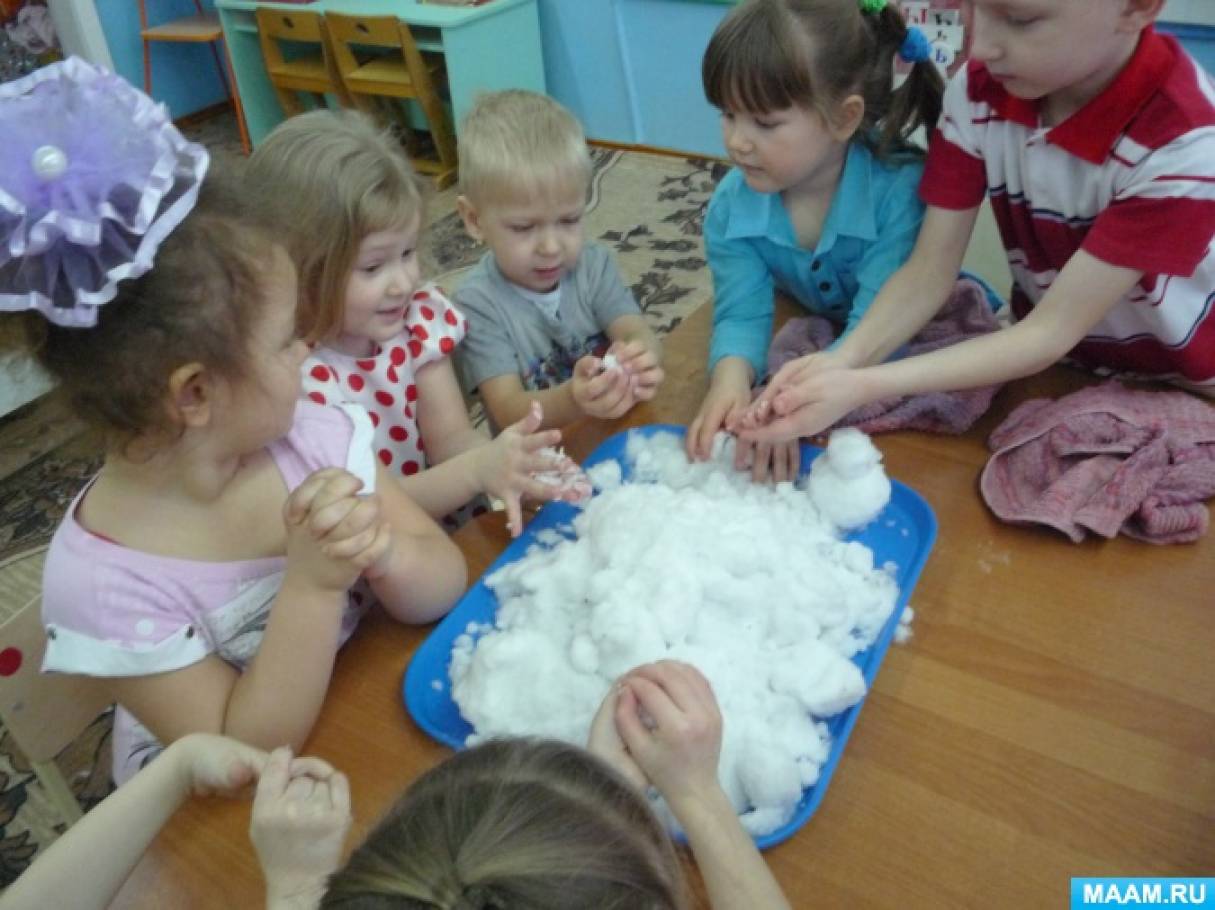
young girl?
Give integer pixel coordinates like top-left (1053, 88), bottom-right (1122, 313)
top-left (0, 663), bottom-right (789, 910)
top-left (686, 0), bottom-right (944, 482)
top-left (0, 61), bottom-right (465, 785)
top-left (246, 110), bottom-right (588, 538)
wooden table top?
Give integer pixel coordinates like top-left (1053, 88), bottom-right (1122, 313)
top-left (113, 302), bottom-right (1215, 909)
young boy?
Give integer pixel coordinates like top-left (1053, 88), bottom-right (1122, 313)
top-left (454, 90), bottom-right (664, 432)
top-left (741, 0), bottom-right (1215, 442)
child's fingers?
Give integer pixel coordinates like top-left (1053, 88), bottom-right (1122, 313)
top-left (503, 493), bottom-right (523, 538)
top-left (622, 673), bottom-right (682, 731)
top-left (307, 473), bottom-right (367, 518)
top-left (613, 685), bottom-right (650, 752)
top-left (254, 746), bottom-right (294, 806)
top-left (629, 661), bottom-right (704, 715)
top-left (521, 428), bottom-right (563, 452)
top-left (751, 440), bottom-right (774, 484)
top-left (324, 522), bottom-right (379, 562)
top-left (317, 495), bottom-right (381, 543)
top-left (505, 399), bottom-right (545, 437)
top-left (289, 756), bottom-right (339, 781)
top-left (737, 411), bottom-right (809, 445)
top-left (635, 365), bottom-right (664, 387)
top-left (326, 771), bottom-right (351, 816)
top-left (283, 469), bottom-right (349, 524)
top-left (353, 522), bottom-right (394, 576)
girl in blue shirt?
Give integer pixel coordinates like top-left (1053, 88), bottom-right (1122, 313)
top-left (687, 0), bottom-right (944, 481)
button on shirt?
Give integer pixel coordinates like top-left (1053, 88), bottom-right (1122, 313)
top-left (705, 141), bottom-right (926, 378)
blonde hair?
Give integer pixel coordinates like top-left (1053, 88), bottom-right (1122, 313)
top-left (457, 90), bottom-right (592, 207)
top-left (321, 738), bottom-right (688, 909)
top-left (246, 109), bottom-right (426, 344)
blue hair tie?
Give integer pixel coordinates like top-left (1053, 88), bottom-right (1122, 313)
top-left (898, 26), bottom-right (931, 64)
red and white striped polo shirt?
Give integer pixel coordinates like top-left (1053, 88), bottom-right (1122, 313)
top-left (921, 28), bottom-right (1215, 386)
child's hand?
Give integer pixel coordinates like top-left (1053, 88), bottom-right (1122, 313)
top-left (169, 733), bottom-right (268, 799)
top-left (615, 661), bottom-right (723, 811)
top-left (686, 367), bottom-right (751, 462)
top-left (608, 340), bottom-right (664, 402)
top-left (283, 468), bottom-right (393, 592)
top-left (587, 684), bottom-right (649, 792)
top-left (739, 364), bottom-right (861, 445)
top-left (742, 350), bottom-right (848, 431)
top-left (250, 746), bottom-right (352, 908)
top-left (474, 401), bottom-right (568, 537)
top-left (572, 355), bottom-right (635, 420)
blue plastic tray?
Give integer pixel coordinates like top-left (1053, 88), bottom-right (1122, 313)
top-left (404, 425), bottom-right (937, 849)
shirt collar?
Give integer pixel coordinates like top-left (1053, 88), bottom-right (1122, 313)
top-left (723, 142), bottom-right (878, 251)
top-left (968, 27), bottom-right (1175, 165)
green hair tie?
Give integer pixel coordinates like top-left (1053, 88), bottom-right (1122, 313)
top-left (858, 0), bottom-right (887, 13)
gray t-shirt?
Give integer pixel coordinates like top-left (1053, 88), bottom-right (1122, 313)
top-left (454, 242), bottom-right (641, 394)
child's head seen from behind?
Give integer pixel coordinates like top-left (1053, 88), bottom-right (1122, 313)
top-left (322, 738), bottom-right (687, 909)
top-left (703, 0), bottom-right (944, 184)
top-left (456, 91), bottom-right (593, 294)
top-left (247, 110), bottom-right (427, 356)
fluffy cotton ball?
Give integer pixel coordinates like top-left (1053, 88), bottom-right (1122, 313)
top-left (449, 429), bottom-right (901, 836)
top-left (807, 428), bottom-right (892, 530)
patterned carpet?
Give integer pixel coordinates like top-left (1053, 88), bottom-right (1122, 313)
top-left (0, 110), bottom-right (726, 885)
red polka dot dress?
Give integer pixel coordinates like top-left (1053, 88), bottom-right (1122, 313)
top-left (301, 285), bottom-right (468, 476)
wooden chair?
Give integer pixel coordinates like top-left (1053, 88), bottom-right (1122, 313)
top-left (138, 0), bottom-right (250, 154)
top-left (325, 13), bottom-right (459, 189)
top-left (254, 7), bottom-right (351, 119)
top-left (0, 561), bottom-right (111, 825)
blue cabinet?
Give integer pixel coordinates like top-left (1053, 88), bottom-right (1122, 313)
top-left (540, 0), bottom-right (730, 157)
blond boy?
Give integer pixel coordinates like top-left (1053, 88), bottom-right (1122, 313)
top-left (454, 90), bottom-right (664, 432)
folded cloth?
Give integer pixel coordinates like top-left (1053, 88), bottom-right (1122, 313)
top-left (980, 382), bottom-right (1215, 544)
top-left (767, 277), bottom-right (1004, 435)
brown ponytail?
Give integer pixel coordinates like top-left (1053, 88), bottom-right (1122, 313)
top-left (863, 4), bottom-right (944, 156)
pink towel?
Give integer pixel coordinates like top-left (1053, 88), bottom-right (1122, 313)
top-left (980, 382), bottom-right (1215, 544)
top-left (767, 277), bottom-right (1004, 435)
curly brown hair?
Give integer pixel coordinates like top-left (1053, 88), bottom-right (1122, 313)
top-left (0, 160), bottom-right (282, 451)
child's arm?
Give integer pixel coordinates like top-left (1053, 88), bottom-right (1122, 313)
top-left (107, 470), bottom-right (400, 752)
top-left (0, 734), bottom-right (267, 910)
top-left (749, 247), bottom-right (1143, 441)
top-left (740, 204), bottom-right (976, 434)
top-left (612, 662), bottom-right (792, 910)
top-left (479, 361), bottom-right (641, 431)
top-left (478, 372), bottom-right (583, 431)
top-left (688, 192), bottom-right (784, 461)
top-left (405, 359), bottom-right (567, 530)
top-left (362, 458), bottom-right (467, 623)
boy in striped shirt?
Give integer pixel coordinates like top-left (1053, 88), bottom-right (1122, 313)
top-left (741, 0), bottom-right (1215, 442)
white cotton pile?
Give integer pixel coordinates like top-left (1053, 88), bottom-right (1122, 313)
top-left (449, 429), bottom-right (899, 836)
top-left (807, 428), bottom-right (892, 530)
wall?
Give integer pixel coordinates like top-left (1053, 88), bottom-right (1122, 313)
top-left (95, 0), bottom-right (227, 119)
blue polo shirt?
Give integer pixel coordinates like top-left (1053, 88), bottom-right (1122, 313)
top-left (705, 141), bottom-right (926, 378)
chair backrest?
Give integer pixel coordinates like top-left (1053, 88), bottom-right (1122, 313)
top-left (256, 6), bottom-right (327, 44)
top-left (326, 13), bottom-right (434, 101)
top-left (255, 7), bottom-right (329, 74)
top-left (0, 590), bottom-right (110, 763)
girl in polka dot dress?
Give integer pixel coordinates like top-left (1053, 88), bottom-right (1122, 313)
top-left (248, 110), bottom-right (586, 537)
top-left (0, 62), bottom-right (466, 786)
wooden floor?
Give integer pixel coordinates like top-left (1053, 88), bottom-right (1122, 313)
top-left (113, 302), bottom-right (1215, 908)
